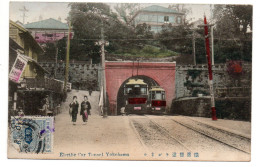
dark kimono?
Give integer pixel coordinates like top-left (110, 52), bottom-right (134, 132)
top-left (69, 101), bottom-right (79, 122)
top-left (80, 101), bottom-right (91, 122)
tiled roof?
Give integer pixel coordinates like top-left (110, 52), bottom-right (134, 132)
top-left (24, 18), bottom-right (69, 30)
top-left (140, 5), bottom-right (184, 14)
top-left (10, 20), bottom-right (44, 53)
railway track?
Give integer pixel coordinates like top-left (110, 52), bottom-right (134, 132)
top-left (128, 115), bottom-right (191, 152)
top-left (129, 114), bottom-right (250, 155)
top-left (169, 116), bottom-right (251, 154)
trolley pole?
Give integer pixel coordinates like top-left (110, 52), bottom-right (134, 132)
top-left (64, 20), bottom-right (72, 96)
top-left (203, 15), bottom-right (217, 121)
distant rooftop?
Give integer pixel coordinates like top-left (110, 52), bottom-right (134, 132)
top-left (24, 18), bottom-right (69, 30)
top-left (139, 5), bottom-right (184, 14)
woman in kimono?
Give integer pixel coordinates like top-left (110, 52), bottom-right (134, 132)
top-left (80, 96), bottom-right (91, 125)
top-left (69, 96), bottom-right (79, 125)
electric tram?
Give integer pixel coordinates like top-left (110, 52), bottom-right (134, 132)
top-left (124, 79), bottom-right (148, 114)
top-left (147, 86), bottom-right (166, 114)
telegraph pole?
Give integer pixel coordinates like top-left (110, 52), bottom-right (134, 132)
top-left (97, 18), bottom-right (109, 118)
top-left (64, 20), bottom-right (72, 96)
top-left (203, 15), bottom-right (217, 121)
top-left (101, 22), bottom-right (107, 118)
top-left (54, 42), bottom-right (58, 78)
top-left (19, 6), bottom-right (29, 24)
top-left (192, 30), bottom-right (196, 65)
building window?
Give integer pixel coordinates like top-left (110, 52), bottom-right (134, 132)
top-left (164, 16), bottom-right (169, 23)
top-left (46, 34), bottom-right (53, 37)
top-left (177, 17), bottom-right (182, 24)
top-left (42, 33), bottom-right (53, 37)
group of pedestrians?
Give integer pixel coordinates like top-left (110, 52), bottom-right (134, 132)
top-left (69, 95), bottom-right (91, 125)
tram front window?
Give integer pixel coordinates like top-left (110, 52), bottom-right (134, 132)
top-left (124, 87), bottom-right (133, 94)
top-left (162, 91), bottom-right (165, 100)
top-left (140, 87), bottom-right (147, 94)
top-left (151, 91), bottom-right (165, 100)
top-left (155, 91), bottom-right (162, 100)
top-left (125, 85), bottom-right (147, 95)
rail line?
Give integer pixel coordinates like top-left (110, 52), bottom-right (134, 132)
top-left (169, 117), bottom-right (250, 155)
top-left (128, 116), bottom-right (150, 152)
top-left (185, 117), bottom-right (251, 140)
top-left (128, 115), bottom-right (191, 152)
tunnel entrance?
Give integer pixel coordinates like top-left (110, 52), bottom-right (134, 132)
top-left (116, 75), bottom-right (159, 115)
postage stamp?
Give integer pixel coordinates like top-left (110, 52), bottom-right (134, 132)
top-left (10, 116), bottom-right (54, 154)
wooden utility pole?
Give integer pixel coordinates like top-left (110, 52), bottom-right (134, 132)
top-left (19, 6), bottom-right (29, 24)
top-left (64, 21), bottom-right (71, 95)
top-left (101, 22), bottom-right (107, 118)
top-left (192, 30), bottom-right (196, 65)
top-left (97, 19), bottom-right (109, 118)
top-left (54, 43), bottom-right (58, 78)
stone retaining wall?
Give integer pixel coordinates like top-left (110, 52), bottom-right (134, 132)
top-left (175, 63), bottom-right (251, 98)
top-left (39, 62), bottom-right (101, 90)
top-left (171, 97), bottom-right (251, 121)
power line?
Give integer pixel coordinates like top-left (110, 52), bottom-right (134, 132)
top-left (69, 37), bottom-right (251, 41)
top-left (19, 6), bottom-right (29, 24)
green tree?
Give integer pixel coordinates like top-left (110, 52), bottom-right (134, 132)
top-left (114, 3), bottom-right (140, 25)
top-left (65, 2), bottom-right (137, 63)
top-left (158, 23), bottom-right (193, 55)
top-left (168, 4), bottom-right (192, 24)
top-left (38, 43), bottom-right (56, 62)
top-left (213, 5), bottom-right (252, 62)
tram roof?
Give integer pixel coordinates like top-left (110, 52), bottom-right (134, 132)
top-left (125, 79), bottom-right (147, 85)
top-left (149, 86), bottom-right (165, 91)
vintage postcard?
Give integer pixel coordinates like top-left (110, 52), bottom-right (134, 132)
top-left (7, 1), bottom-right (252, 161)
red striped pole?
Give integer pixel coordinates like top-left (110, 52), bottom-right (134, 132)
top-left (203, 15), bottom-right (217, 120)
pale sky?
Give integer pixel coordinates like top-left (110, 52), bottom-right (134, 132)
top-left (9, 2), bottom-right (212, 24)
top-left (9, 2), bottom-right (71, 23)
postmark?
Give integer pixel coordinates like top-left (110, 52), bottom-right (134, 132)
top-left (10, 116), bottom-right (54, 154)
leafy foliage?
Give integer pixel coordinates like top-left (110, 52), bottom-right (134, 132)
top-left (213, 5), bottom-right (252, 62)
top-left (187, 69), bottom-right (202, 80)
top-left (47, 3), bottom-right (252, 65)
top-left (56, 2), bottom-right (140, 63)
top-left (111, 45), bottom-right (178, 58)
top-left (158, 23), bottom-right (193, 55)
top-left (114, 3), bottom-right (140, 24)
top-left (39, 43), bottom-right (56, 62)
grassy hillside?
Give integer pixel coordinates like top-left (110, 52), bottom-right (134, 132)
top-left (111, 45), bottom-right (179, 58)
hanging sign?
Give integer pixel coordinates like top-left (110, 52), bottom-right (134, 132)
top-left (9, 53), bottom-right (28, 83)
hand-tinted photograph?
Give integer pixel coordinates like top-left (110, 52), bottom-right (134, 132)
top-left (8, 1), bottom-right (252, 161)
